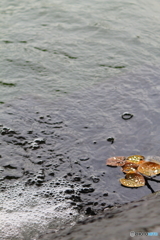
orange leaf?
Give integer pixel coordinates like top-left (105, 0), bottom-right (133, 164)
top-left (119, 173), bottom-right (145, 187)
top-left (106, 156), bottom-right (126, 166)
top-left (126, 155), bottom-right (145, 165)
top-left (121, 162), bottom-right (138, 173)
top-left (138, 161), bottom-right (160, 177)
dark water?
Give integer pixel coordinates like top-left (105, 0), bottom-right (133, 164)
top-left (1, 65), bottom-right (160, 239)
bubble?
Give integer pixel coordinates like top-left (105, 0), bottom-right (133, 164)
top-left (0, 178), bottom-right (84, 239)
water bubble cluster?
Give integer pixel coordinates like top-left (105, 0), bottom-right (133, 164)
top-left (0, 178), bottom-right (83, 240)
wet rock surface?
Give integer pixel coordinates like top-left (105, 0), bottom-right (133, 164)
top-left (38, 191), bottom-right (160, 240)
top-left (1, 65), bottom-right (160, 239)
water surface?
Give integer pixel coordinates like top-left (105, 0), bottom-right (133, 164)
top-left (0, 0), bottom-right (160, 102)
top-left (1, 0), bottom-right (160, 239)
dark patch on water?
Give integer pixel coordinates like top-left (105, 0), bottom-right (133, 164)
top-left (0, 81), bottom-right (16, 87)
top-left (19, 41), bottom-right (27, 43)
top-left (34, 46), bottom-right (48, 52)
top-left (2, 40), bottom-right (13, 44)
top-left (99, 64), bottom-right (126, 69)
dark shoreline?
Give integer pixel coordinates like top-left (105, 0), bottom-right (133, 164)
top-left (38, 191), bottom-right (160, 240)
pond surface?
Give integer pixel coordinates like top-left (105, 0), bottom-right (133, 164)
top-left (1, 0), bottom-right (160, 239)
top-left (1, 0), bottom-right (160, 102)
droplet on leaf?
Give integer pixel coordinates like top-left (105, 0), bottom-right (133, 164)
top-left (121, 162), bottom-right (138, 173)
top-left (106, 156), bottom-right (126, 166)
top-left (126, 155), bottom-right (145, 165)
top-left (119, 173), bottom-right (145, 187)
top-left (138, 161), bottom-right (160, 177)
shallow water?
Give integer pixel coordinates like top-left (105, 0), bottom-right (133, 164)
top-left (1, 65), bottom-right (160, 239)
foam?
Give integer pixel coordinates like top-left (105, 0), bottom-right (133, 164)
top-left (0, 179), bottom-right (82, 239)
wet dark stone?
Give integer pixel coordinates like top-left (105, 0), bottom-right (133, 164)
top-left (79, 157), bottom-right (89, 161)
top-left (35, 179), bottom-right (44, 185)
top-left (0, 127), bottom-right (17, 135)
top-left (67, 172), bottom-right (72, 176)
top-left (85, 207), bottom-right (96, 215)
top-left (37, 169), bottom-right (45, 178)
top-left (74, 161), bottom-right (80, 165)
top-left (82, 183), bottom-right (91, 187)
top-left (106, 204), bottom-right (114, 208)
top-left (3, 164), bottom-right (17, 169)
top-left (107, 137), bottom-right (114, 144)
top-left (34, 138), bottom-right (45, 144)
top-left (65, 189), bottom-right (75, 194)
top-left (29, 142), bottom-right (39, 149)
top-left (37, 175), bottom-right (44, 180)
top-left (73, 176), bottom-right (81, 181)
top-left (27, 130), bottom-right (33, 134)
top-left (48, 172), bottom-right (55, 176)
top-left (103, 192), bottom-right (108, 197)
top-left (80, 188), bottom-right (94, 193)
top-left (85, 201), bottom-right (94, 206)
top-left (65, 196), bottom-right (71, 200)
top-left (93, 202), bottom-right (98, 206)
top-left (37, 160), bottom-right (44, 164)
top-left (44, 193), bottom-right (50, 197)
top-left (5, 174), bottom-right (22, 180)
top-left (101, 202), bottom-right (106, 206)
top-left (71, 195), bottom-right (82, 202)
top-left (25, 178), bottom-right (35, 185)
top-left (45, 163), bottom-right (52, 167)
top-left (76, 203), bottom-right (84, 209)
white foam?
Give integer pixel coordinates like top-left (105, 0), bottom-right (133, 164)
top-left (0, 179), bottom-right (82, 239)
